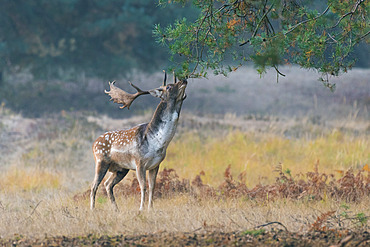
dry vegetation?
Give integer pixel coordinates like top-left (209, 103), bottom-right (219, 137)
top-left (0, 68), bottom-right (369, 245)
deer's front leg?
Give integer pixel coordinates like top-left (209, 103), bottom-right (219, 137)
top-left (148, 165), bottom-right (159, 210)
top-left (136, 164), bottom-right (146, 211)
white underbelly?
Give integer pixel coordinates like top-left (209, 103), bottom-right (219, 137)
top-left (118, 159), bottom-right (137, 170)
top-left (110, 147), bottom-right (165, 171)
top-left (110, 147), bottom-right (137, 170)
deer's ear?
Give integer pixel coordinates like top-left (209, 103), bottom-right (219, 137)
top-left (149, 89), bottom-right (163, 98)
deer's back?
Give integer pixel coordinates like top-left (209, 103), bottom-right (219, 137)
top-left (92, 124), bottom-right (142, 168)
top-left (92, 123), bottom-right (165, 170)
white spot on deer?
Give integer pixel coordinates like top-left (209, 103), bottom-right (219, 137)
top-left (103, 143), bottom-right (105, 146)
top-left (105, 135), bottom-right (109, 141)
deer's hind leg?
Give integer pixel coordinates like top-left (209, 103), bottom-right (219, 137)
top-left (90, 159), bottom-right (110, 210)
top-left (104, 168), bottom-right (129, 211)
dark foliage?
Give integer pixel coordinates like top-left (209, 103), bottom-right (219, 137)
top-left (0, 0), bottom-right (197, 79)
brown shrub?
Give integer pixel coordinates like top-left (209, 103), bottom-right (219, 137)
top-left (74, 165), bottom-right (369, 203)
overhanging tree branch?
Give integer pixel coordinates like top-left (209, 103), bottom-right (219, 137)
top-left (284, 5), bottom-right (331, 35)
top-left (239, 3), bottom-right (275, 47)
top-left (331, 0), bottom-right (365, 29)
top-left (157, 0), bottom-right (369, 80)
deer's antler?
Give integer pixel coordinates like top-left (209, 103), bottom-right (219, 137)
top-left (105, 81), bottom-right (150, 109)
top-left (173, 71), bottom-right (176, 84)
top-left (163, 70), bottom-right (167, 86)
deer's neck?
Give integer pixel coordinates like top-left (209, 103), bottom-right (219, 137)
top-left (145, 100), bottom-right (182, 148)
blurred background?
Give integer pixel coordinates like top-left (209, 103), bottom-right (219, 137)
top-left (0, 0), bottom-right (369, 118)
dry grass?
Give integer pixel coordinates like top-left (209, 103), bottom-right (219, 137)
top-left (0, 128), bottom-right (368, 239)
top-left (165, 130), bottom-right (369, 187)
top-left (0, 191), bottom-right (369, 238)
top-left (0, 167), bottom-right (61, 193)
top-left (0, 113), bottom-right (368, 239)
top-left (0, 112), bottom-right (369, 238)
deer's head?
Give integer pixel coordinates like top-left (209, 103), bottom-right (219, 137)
top-left (105, 71), bottom-right (187, 110)
top-left (149, 71), bottom-right (187, 103)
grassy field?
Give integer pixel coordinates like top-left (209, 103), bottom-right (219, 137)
top-left (166, 128), bottom-right (368, 187)
top-left (0, 113), bottom-right (368, 240)
top-left (0, 68), bottom-right (369, 245)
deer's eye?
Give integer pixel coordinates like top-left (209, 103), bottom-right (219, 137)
top-left (166, 85), bottom-right (172, 90)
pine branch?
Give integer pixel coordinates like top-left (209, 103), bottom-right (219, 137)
top-left (284, 5), bottom-right (331, 35)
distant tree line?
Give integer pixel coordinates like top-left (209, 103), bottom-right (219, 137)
top-left (0, 0), bottom-right (368, 82)
top-left (0, 0), bottom-right (197, 80)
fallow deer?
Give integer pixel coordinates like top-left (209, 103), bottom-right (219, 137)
top-left (90, 72), bottom-right (187, 211)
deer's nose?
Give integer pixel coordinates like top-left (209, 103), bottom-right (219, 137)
top-left (179, 80), bottom-right (187, 88)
